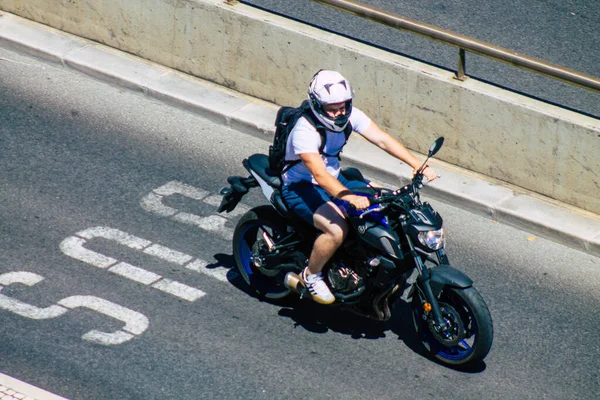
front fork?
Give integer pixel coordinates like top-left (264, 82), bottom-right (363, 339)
top-left (409, 242), bottom-right (449, 332)
top-left (416, 267), bottom-right (450, 332)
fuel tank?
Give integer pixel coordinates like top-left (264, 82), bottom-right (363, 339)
top-left (349, 217), bottom-right (403, 260)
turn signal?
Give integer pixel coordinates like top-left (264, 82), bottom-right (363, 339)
top-left (423, 302), bottom-right (432, 313)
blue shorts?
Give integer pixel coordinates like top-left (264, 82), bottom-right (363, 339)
top-left (281, 174), bottom-right (369, 225)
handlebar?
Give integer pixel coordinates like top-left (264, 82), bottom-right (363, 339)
top-left (339, 172), bottom-right (440, 217)
top-left (358, 205), bottom-right (387, 219)
top-left (413, 173), bottom-right (430, 189)
top-left (415, 171), bottom-right (441, 188)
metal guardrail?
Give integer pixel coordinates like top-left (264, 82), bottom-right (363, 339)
top-left (313, 0), bottom-right (600, 94)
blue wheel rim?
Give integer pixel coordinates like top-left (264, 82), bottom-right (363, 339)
top-left (238, 225), bottom-right (255, 278)
top-left (414, 301), bottom-right (477, 362)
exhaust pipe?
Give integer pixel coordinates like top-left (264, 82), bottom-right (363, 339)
top-left (284, 272), bottom-right (303, 294)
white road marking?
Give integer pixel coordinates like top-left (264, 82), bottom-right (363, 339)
top-left (143, 244), bottom-right (193, 265)
top-left (0, 271), bottom-right (45, 286)
top-left (0, 293), bottom-right (67, 320)
top-left (140, 181), bottom-right (238, 239)
top-left (0, 372), bottom-right (69, 400)
top-left (82, 330), bottom-right (135, 346)
top-left (173, 213), bottom-right (232, 239)
top-left (58, 295), bottom-right (149, 335)
top-left (151, 279), bottom-right (205, 302)
top-left (2, 184), bottom-right (246, 347)
top-left (139, 182), bottom-right (246, 283)
top-left (76, 226), bottom-right (152, 250)
top-left (152, 181), bottom-right (209, 200)
top-left (139, 192), bottom-right (177, 217)
top-left (0, 272), bottom-right (67, 319)
top-left (109, 262), bottom-right (162, 285)
top-left (59, 236), bottom-right (117, 269)
top-left (59, 226), bottom-right (232, 301)
top-left (0, 272), bottom-right (149, 345)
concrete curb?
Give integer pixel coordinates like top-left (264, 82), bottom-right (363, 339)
top-left (0, 373), bottom-right (68, 400)
top-left (1, 11), bottom-right (599, 257)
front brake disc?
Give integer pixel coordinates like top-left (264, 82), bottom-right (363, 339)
top-left (427, 302), bottom-right (465, 347)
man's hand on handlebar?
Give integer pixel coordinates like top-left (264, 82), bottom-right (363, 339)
top-left (340, 193), bottom-right (370, 210)
top-left (414, 165), bottom-right (439, 183)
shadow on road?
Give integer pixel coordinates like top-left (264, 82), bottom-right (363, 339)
top-left (213, 251), bottom-right (487, 372)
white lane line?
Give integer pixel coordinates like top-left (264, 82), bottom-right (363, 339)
top-left (60, 226), bottom-right (233, 301)
top-left (143, 244), bottom-right (193, 265)
top-left (108, 262), bottom-right (162, 285)
top-left (151, 279), bottom-right (206, 301)
top-left (0, 272), bottom-right (149, 346)
top-left (60, 227), bottom-right (204, 301)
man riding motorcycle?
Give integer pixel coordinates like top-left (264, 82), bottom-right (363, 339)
top-left (281, 69), bottom-right (439, 304)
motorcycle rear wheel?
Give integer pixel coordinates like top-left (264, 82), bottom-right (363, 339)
top-left (412, 286), bottom-right (493, 367)
top-left (233, 206), bottom-right (292, 300)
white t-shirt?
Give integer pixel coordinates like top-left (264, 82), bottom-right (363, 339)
top-left (282, 107), bottom-right (372, 185)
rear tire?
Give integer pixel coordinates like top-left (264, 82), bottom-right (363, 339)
top-left (412, 286), bottom-right (493, 366)
top-left (233, 206), bottom-right (292, 300)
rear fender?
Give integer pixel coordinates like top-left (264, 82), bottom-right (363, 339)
top-left (249, 170), bottom-right (275, 204)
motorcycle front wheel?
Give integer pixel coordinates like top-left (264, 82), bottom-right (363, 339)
top-left (412, 286), bottom-right (493, 367)
top-left (233, 206), bottom-right (292, 300)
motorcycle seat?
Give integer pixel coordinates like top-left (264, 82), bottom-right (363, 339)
top-left (246, 154), bottom-right (282, 188)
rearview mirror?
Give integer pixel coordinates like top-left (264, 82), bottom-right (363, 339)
top-left (428, 137), bottom-right (445, 157)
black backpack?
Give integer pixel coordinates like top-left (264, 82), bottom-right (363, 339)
top-left (268, 100), bottom-right (352, 175)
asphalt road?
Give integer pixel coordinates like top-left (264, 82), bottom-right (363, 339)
top-left (1, 46), bottom-right (599, 400)
top-left (241, 0), bottom-right (600, 118)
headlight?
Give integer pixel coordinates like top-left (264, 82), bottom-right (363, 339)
top-left (418, 228), bottom-right (445, 251)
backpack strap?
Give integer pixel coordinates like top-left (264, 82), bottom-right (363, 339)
top-left (281, 159), bottom-right (302, 174)
top-left (281, 102), bottom-right (353, 173)
top-left (300, 101), bottom-right (353, 159)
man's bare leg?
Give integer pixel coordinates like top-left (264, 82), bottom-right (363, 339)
top-left (305, 201), bottom-right (348, 275)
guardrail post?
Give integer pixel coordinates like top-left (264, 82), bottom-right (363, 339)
top-left (456, 48), bottom-right (466, 81)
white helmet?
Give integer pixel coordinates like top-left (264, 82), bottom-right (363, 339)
top-left (307, 70), bottom-right (353, 132)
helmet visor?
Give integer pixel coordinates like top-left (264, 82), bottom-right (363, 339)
top-left (323, 100), bottom-right (352, 129)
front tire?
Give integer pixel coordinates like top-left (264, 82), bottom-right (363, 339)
top-left (233, 206), bottom-right (292, 300)
top-left (412, 286), bottom-right (493, 366)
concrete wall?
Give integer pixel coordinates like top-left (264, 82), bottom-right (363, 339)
top-left (1, 0), bottom-right (599, 214)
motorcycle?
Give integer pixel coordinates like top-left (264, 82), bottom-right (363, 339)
top-left (218, 137), bottom-right (493, 367)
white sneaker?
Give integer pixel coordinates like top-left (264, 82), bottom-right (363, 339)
top-left (301, 268), bottom-right (335, 305)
